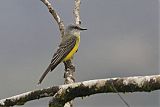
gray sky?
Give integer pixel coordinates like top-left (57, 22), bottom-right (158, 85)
top-left (0, 0), bottom-right (159, 107)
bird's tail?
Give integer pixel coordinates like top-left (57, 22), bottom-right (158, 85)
top-left (38, 64), bottom-right (51, 84)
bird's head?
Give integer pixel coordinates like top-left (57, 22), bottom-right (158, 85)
top-left (65, 24), bottom-right (87, 35)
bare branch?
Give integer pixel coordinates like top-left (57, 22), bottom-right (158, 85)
top-left (48, 75), bottom-right (160, 107)
top-left (63, 60), bottom-right (75, 107)
top-left (61, 0), bottom-right (81, 106)
top-left (74, 0), bottom-right (81, 25)
top-left (40, 0), bottom-right (65, 37)
top-left (0, 86), bottom-right (59, 106)
top-left (1, 75), bottom-right (160, 107)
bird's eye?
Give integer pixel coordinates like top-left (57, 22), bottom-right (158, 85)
top-left (74, 26), bottom-right (79, 29)
top-left (69, 25), bottom-right (79, 30)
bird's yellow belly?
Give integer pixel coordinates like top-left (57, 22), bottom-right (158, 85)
top-left (63, 36), bottom-right (80, 61)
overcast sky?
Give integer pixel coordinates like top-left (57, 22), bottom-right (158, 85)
top-left (0, 0), bottom-right (159, 107)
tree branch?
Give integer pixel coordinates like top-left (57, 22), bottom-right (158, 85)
top-left (40, 0), bottom-right (65, 37)
top-left (0, 86), bottom-right (59, 106)
top-left (58, 0), bottom-right (81, 107)
top-left (0, 75), bottom-right (160, 107)
top-left (63, 60), bottom-right (75, 107)
top-left (74, 0), bottom-right (81, 25)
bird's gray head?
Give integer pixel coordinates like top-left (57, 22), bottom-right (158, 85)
top-left (65, 24), bottom-right (87, 35)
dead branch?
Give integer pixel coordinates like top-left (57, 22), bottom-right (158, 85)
top-left (74, 0), bottom-right (81, 25)
top-left (40, 0), bottom-right (65, 37)
top-left (0, 75), bottom-right (160, 107)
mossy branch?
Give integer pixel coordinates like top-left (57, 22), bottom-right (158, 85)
top-left (0, 75), bottom-right (160, 107)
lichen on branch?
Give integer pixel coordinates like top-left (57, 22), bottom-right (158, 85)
top-left (0, 75), bottom-right (160, 107)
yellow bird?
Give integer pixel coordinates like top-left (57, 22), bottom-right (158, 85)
top-left (38, 24), bottom-right (87, 84)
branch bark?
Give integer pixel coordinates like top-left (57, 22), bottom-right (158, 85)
top-left (74, 0), bottom-right (81, 25)
top-left (0, 86), bottom-right (59, 106)
top-left (60, 0), bottom-right (81, 107)
top-left (0, 75), bottom-right (160, 107)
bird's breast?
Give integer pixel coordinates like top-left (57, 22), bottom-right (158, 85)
top-left (63, 35), bottom-right (80, 61)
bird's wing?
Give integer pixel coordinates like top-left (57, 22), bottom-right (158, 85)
top-left (50, 36), bottom-right (77, 70)
top-left (38, 36), bottom-right (77, 84)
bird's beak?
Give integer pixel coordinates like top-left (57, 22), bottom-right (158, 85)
top-left (79, 27), bottom-right (87, 30)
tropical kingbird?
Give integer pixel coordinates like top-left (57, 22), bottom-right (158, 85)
top-left (38, 24), bottom-right (87, 84)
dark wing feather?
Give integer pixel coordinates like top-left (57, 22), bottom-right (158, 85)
top-left (50, 36), bottom-right (77, 70)
top-left (38, 36), bottom-right (77, 84)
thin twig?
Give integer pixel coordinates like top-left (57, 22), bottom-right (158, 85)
top-left (40, 0), bottom-right (65, 37)
top-left (74, 0), bottom-right (81, 25)
top-left (110, 81), bottom-right (130, 107)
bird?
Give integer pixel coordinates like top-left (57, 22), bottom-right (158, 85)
top-left (38, 24), bottom-right (87, 84)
